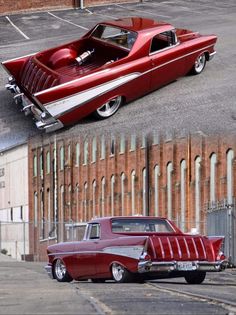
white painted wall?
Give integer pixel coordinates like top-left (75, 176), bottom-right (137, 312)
top-left (0, 144), bottom-right (29, 260)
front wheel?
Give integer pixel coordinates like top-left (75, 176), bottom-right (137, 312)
top-left (184, 271), bottom-right (206, 284)
top-left (111, 263), bottom-right (133, 283)
top-left (94, 96), bottom-right (122, 119)
top-left (191, 53), bottom-right (206, 75)
top-left (53, 259), bottom-right (73, 282)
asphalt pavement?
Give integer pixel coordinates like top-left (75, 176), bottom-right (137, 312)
top-left (0, 0), bottom-right (236, 151)
top-left (1, 254), bottom-right (236, 315)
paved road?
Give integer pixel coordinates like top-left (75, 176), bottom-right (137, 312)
top-left (0, 0), bottom-right (236, 151)
top-left (1, 257), bottom-right (236, 315)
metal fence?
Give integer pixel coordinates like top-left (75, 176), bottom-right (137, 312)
top-left (206, 201), bottom-right (236, 266)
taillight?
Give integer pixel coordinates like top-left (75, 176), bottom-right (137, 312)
top-left (139, 251), bottom-right (151, 261)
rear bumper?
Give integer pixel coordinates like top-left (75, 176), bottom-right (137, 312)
top-left (209, 51), bottom-right (216, 60)
top-left (5, 77), bottom-right (63, 132)
top-left (138, 259), bottom-right (228, 274)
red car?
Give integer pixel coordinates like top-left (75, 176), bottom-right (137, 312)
top-left (2, 17), bottom-right (217, 132)
top-left (45, 216), bottom-right (227, 284)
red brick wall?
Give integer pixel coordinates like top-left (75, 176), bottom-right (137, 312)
top-left (28, 133), bottom-right (236, 261)
top-left (0, 0), bottom-right (138, 15)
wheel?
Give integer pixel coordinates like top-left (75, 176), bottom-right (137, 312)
top-left (184, 271), bottom-right (206, 284)
top-left (191, 53), bottom-right (206, 75)
top-left (91, 279), bottom-right (106, 283)
top-left (53, 259), bottom-right (73, 282)
top-left (111, 263), bottom-right (133, 283)
top-left (94, 96), bottom-right (122, 119)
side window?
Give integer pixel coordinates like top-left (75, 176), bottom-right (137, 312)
top-left (150, 30), bottom-right (176, 53)
top-left (89, 224), bottom-right (100, 239)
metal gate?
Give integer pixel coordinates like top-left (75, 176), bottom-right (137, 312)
top-left (206, 201), bottom-right (236, 266)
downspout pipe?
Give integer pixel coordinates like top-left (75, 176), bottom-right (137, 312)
top-left (80, 0), bottom-right (84, 9)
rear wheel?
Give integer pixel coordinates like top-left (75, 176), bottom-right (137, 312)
top-left (191, 53), bottom-right (206, 75)
top-left (111, 263), bottom-right (133, 283)
top-left (94, 96), bottom-right (122, 119)
top-left (184, 271), bottom-right (206, 284)
top-left (53, 259), bottom-right (73, 282)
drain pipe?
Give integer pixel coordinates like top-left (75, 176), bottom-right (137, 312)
top-left (80, 0), bottom-right (84, 9)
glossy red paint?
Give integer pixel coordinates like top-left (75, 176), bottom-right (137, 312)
top-left (2, 17), bottom-right (217, 132)
top-left (44, 216), bottom-right (227, 284)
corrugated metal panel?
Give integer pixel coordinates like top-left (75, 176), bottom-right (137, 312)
top-left (207, 206), bottom-right (235, 266)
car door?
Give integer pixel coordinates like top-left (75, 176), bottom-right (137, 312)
top-left (71, 223), bottom-right (100, 279)
top-left (149, 29), bottom-right (187, 91)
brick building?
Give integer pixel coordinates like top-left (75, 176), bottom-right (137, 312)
top-left (0, 0), bottom-right (138, 15)
top-left (28, 132), bottom-right (236, 261)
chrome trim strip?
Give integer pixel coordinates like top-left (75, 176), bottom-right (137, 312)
top-left (199, 238), bottom-right (207, 259)
top-left (191, 237), bottom-right (199, 259)
top-left (175, 237), bottom-right (182, 259)
top-left (183, 238), bottom-right (191, 259)
top-left (167, 237), bottom-right (174, 259)
top-left (158, 237), bottom-right (165, 259)
top-left (44, 73), bottom-right (141, 118)
top-left (144, 44), bottom-right (214, 76)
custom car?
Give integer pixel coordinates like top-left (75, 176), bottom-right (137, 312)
top-left (44, 216), bottom-right (227, 284)
top-left (2, 17), bottom-right (217, 132)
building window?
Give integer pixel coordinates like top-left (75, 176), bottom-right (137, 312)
top-left (101, 135), bottom-right (105, 160)
top-left (83, 182), bottom-right (88, 220)
top-left (39, 152), bottom-right (43, 178)
top-left (75, 143), bottom-right (80, 166)
top-left (210, 153), bottom-right (217, 204)
top-left (195, 156), bottom-right (201, 232)
top-left (121, 173), bottom-right (126, 216)
top-left (0, 168), bottom-right (4, 177)
top-left (92, 180), bottom-right (96, 217)
top-left (180, 160), bottom-right (187, 231)
top-left (101, 177), bottom-right (105, 216)
top-left (152, 132), bottom-right (159, 145)
top-left (40, 189), bottom-right (45, 239)
top-left (10, 207), bottom-right (13, 221)
top-left (46, 151), bottom-right (50, 174)
top-left (92, 137), bottom-right (97, 163)
top-left (59, 185), bottom-right (64, 242)
top-left (34, 192), bottom-right (38, 227)
top-left (60, 146), bottom-right (64, 170)
top-left (154, 165), bottom-right (160, 216)
top-left (68, 144), bottom-right (71, 165)
top-left (130, 135), bottom-right (136, 151)
top-left (33, 155), bottom-right (37, 177)
top-left (110, 137), bottom-right (115, 156)
top-left (142, 168), bottom-right (147, 215)
top-left (141, 135), bottom-right (146, 148)
top-left (131, 170), bottom-right (136, 215)
top-left (47, 189), bottom-right (51, 237)
top-left (83, 139), bottom-right (89, 165)
top-left (111, 175), bottom-right (115, 216)
top-left (167, 162), bottom-right (173, 220)
top-left (68, 184), bottom-right (72, 220)
top-left (227, 149), bottom-right (234, 205)
top-left (20, 205), bottom-right (23, 221)
top-left (120, 134), bottom-right (125, 154)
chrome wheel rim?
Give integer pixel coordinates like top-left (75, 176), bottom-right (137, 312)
top-left (112, 263), bottom-right (124, 282)
top-left (55, 259), bottom-right (66, 280)
top-left (195, 54), bottom-right (205, 73)
top-left (96, 96), bottom-right (122, 118)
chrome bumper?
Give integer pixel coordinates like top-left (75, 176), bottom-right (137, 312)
top-left (138, 259), bottom-right (228, 273)
top-left (209, 51), bottom-right (216, 60)
top-left (44, 265), bottom-right (54, 279)
top-left (5, 77), bottom-right (63, 132)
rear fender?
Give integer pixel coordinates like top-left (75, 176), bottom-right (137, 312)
top-left (1, 53), bottom-right (35, 80)
top-left (207, 236), bottom-right (225, 260)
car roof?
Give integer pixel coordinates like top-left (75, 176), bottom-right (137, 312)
top-left (89, 216), bottom-right (168, 223)
top-left (102, 16), bottom-right (172, 33)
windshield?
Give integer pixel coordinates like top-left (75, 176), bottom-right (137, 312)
top-left (111, 218), bottom-right (175, 233)
top-left (91, 24), bottom-right (137, 50)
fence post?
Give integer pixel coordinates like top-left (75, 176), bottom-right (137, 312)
top-left (23, 221), bottom-right (26, 261)
top-left (0, 221), bottom-right (1, 252)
